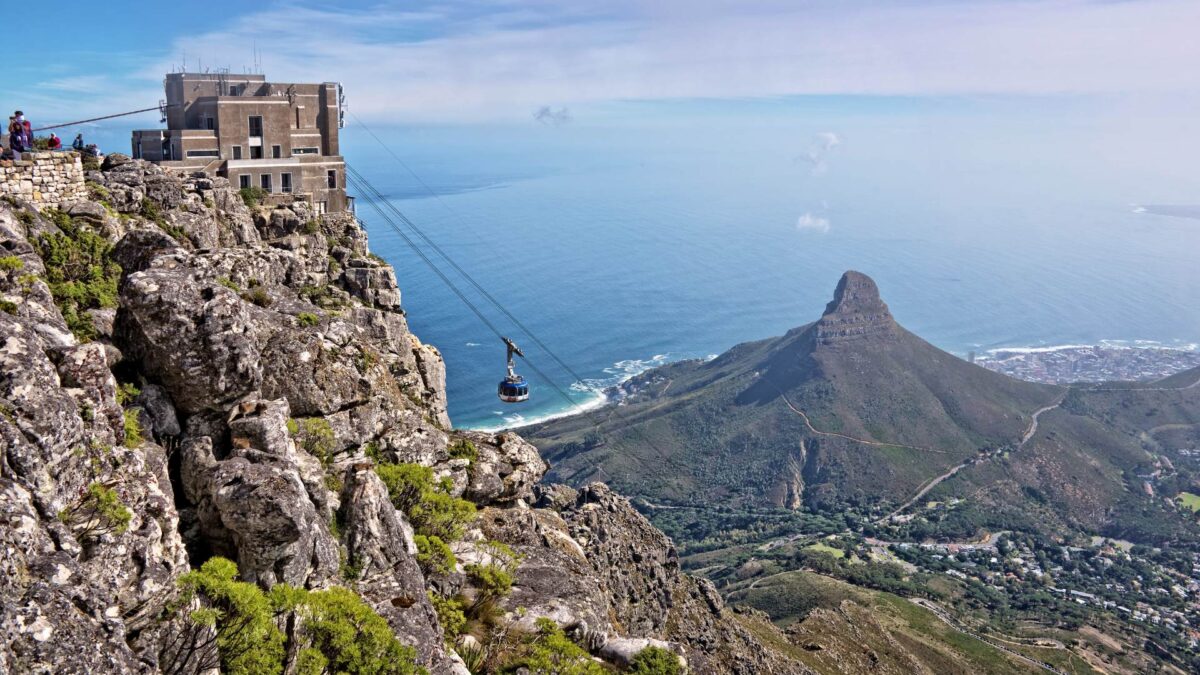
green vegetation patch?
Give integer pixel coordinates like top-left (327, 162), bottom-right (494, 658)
top-left (30, 209), bottom-right (121, 341)
top-left (167, 557), bottom-right (425, 675)
top-left (1176, 492), bottom-right (1200, 512)
top-left (57, 481), bottom-right (132, 543)
top-left (375, 462), bottom-right (476, 542)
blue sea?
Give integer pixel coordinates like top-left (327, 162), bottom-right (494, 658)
top-left (335, 109), bottom-right (1200, 429)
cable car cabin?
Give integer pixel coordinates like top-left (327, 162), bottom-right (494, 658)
top-left (498, 337), bottom-right (529, 403)
top-left (498, 375), bottom-right (529, 403)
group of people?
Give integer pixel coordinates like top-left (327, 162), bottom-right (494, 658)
top-left (6, 109), bottom-right (94, 160)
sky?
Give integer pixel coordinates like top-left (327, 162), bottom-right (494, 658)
top-left (11, 0), bottom-right (1200, 126)
top-left (8, 1), bottom-right (1197, 212)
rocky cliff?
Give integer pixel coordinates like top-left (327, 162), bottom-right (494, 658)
top-left (0, 157), bottom-right (803, 673)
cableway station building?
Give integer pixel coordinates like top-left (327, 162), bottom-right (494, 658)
top-left (131, 72), bottom-right (349, 213)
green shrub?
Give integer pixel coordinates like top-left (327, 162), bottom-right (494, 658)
top-left (123, 409), bottom-right (143, 448)
top-left (509, 617), bottom-right (604, 675)
top-left (629, 646), bottom-right (683, 674)
top-left (414, 534), bottom-right (456, 577)
top-left (217, 276), bottom-right (241, 292)
top-left (176, 557), bottom-right (286, 675)
top-left (116, 381), bottom-right (141, 405)
top-left (296, 418), bottom-right (336, 466)
top-left (0, 255), bottom-right (23, 271)
top-left (303, 220), bottom-right (320, 235)
top-left (355, 348), bottom-right (378, 374)
top-left (297, 312), bottom-right (320, 327)
top-left (57, 481), bottom-right (132, 542)
top-left (339, 550), bottom-right (362, 582)
top-left (287, 417), bottom-right (300, 435)
top-left (239, 186), bottom-right (268, 208)
top-left (447, 439), bottom-right (478, 464)
top-left (363, 441), bottom-right (384, 464)
top-left (427, 591), bottom-right (466, 642)
top-left (31, 212), bottom-right (121, 341)
top-left (168, 559), bottom-right (426, 675)
top-left (465, 563), bottom-right (514, 607)
top-left (375, 463), bottom-right (476, 542)
top-left (300, 586), bottom-right (425, 675)
top-left (242, 286), bottom-right (272, 307)
top-left (140, 198), bottom-right (166, 226)
top-left (0, 299), bottom-right (16, 315)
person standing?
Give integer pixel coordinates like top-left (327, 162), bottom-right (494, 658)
top-left (14, 111), bottom-right (30, 148)
top-left (7, 115), bottom-right (24, 157)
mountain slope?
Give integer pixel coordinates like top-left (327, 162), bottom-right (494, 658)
top-left (528, 271), bottom-right (1059, 513)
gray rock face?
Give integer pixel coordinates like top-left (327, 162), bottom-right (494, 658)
top-left (180, 400), bottom-right (339, 588)
top-left (815, 270), bottom-right (896, 345)
top-left (0, 158), bottom-right (802, 674)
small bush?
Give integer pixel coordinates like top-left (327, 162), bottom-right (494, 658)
top-left (508, 618), bottom-right (605, 675)
top-left (0, 255), bottom-right (23, 271)
top-left (363, 441), bottom-right (384, 464)
top-left (300, 586), bottom-right (425, 675)
top-left (242, 287), bottom-right (272, 307)
top-left (414, 534), bottom-right (456, 577)
top-left (427, 591), bottom-right (466, 642)
top-left (0, 299), bottom-right (16, 315)
top-left (448, 439), bottom-right (478, 464)
top-left (31, 211), bottom-right (121, 342)
top-left (174, 557), bottom-right (286, 675)
top-left (239, 186), bottom-right (268, 208)
top-left (375, 463), bottom-right (476, 542)
top-left (287, 418), bottom-right (300, 435)
top-left (297, 312), bottom-right (320, 327)
top-left (465, 563), bottom-right (514, 607)
top-left (116, 381), bottom-right (141, 405)
top-left (303, 220), bottom-right (320, 235)
top-left (355, 348), bottom-right (378, 374)
top-left (123, 409), bottom-right (143, 448)
top-left (629, 646), bottom-right (683, 675)
top-left (140, 198), bottom-right (166, 226)
top-left (296, 418), bottom-right (336, 466)
top-left (58, 481), bottom-right (133, 542)
top-left (217, 276), bottom-right (241, 292)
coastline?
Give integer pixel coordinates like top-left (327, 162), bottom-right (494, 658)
top-left (465, 340), bottom-right (1200, 432)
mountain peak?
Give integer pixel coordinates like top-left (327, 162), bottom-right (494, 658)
top-left (815, 270), bottom-right (896, 344)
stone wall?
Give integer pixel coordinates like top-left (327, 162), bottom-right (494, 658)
top-left (0, 151), bottom-right (86, 210)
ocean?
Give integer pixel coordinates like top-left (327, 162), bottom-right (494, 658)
top-left (336, 115), bottom-right (1200, 431)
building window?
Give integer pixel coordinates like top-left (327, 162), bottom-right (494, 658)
top-left (239, 175), bottom-right (251, 189)
top-left (272, 145), bottom-right (282, 159)
top-left (204, 117), bottom-right (215, 130)
top-left (281, 173), bottom-right (292, 193)
top-left (260, 174), bottom-right (272, 193)
top-left (291, 147), bottom-right (319, 155)
top-left (250, 146), bottom-right (263, 160)
top-left (232, 146), bottom-right (242, 160)
top-left (316, 201), bottom-right (327, 215)
top-left (185, 149), bottom-right (220, 158)
top-left (248, 116), bottom-right (263, 138)
top-left (327, 170), bottom-right (337, 189)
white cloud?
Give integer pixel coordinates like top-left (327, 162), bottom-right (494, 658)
top-left (142, 0), bottom-right (1200, 122)
top-left (800, 131), bottom-right (841, 174)
top-left (796, 213), bottom-right (830, 233)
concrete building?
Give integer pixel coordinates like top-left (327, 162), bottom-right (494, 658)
top-left (132, 72), bottom-right (349, 213)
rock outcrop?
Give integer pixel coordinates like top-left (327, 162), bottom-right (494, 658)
top-left (814, 270), bottom-right (896, 345)
top-left (0, 160), bottom-right (799, 673)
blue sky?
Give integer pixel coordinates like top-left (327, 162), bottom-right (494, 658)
top-left (9, 0), bottom-right (1199, 192)
top-left (13, 1), bottom-right (1200, 125)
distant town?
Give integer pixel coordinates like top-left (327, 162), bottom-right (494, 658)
top-left (972, 344), bottom-right (1200, 384)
